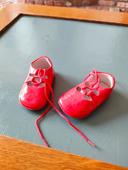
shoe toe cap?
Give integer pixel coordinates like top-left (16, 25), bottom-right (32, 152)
top-left (19, 91), bottom-right (46, 110)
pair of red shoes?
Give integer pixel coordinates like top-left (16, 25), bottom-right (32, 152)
top-left (19, 56), bottom-right (115, 147)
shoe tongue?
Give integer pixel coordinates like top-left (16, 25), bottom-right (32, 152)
top-left (30, 66), bottom-right (44, 75)
top-left (83, 74), bottom-right (98, 88)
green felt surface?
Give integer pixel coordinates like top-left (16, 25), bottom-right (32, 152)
top-left (0, 16), bottom-right (128, 167)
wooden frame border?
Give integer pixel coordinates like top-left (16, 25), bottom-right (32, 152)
top-left (0, 4), bottom-right (128, 169)
top-left (1, 3), bottom-right (128, 32)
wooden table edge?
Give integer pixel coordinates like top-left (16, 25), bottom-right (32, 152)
top-left (1, 3), bottom-right (128, 31)
top-left (0, 135), bottom-right (127, 169)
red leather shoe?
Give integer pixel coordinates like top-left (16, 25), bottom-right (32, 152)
top-left (19, 56), bottom-right (54, 110)
top-left (58, 70), bottom-right (115, 119)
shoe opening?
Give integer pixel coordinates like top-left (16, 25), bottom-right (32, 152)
top-left (32, 56), bottom-right (51, 70)
top-left (99, 73), bottom-right (114, 88)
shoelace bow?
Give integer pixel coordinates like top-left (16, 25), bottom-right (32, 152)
top-left (28, 69), bottom-right (96, 147)
top-left (76, 70), bottom-right (100, 100)
top-left (26, 69), bottom-right (48, 87)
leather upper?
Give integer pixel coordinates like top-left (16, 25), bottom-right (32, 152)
top-left (58, 70), bottom-right (115, 119)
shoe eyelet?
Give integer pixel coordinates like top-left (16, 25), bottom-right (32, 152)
top-left (76, 86), bottom-right (81, 92)
top-left (29, 73), bottom-right (34, 76)
top-left (27, 81), bottom-right (33, 86)
top-left (85, 82), bottom-right (90, 87)
top-left (93, 90), bottom-right (99, 96)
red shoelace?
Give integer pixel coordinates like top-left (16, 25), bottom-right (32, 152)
top-left (31, 70), bottom-right (96, 147)
top-left (76, 70), bottom-right (100, 101)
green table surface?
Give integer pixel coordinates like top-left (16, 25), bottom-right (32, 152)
top-left (0, 16), bottom-right (128, 167)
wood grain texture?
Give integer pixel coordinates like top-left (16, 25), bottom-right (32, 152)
top-left (0, 135), bottom-right (127, 170)
top-left (1, 3), bottom-right (128, 32)
top-left (19, 3), bottom-right (128, 24)
top-left (0, 5), bottom-right (19, 31)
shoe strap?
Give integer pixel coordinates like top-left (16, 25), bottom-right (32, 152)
top-left (26, 69), bottom-right (48, 87)
top-left (76, 70), bottom-right (100, 100)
